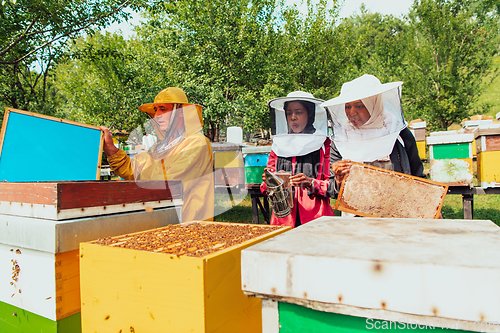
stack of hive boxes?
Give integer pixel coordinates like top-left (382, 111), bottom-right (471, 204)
top-left (474, 126), bottom-right (500, 188)
top-left (0, 180), bottom-right (182, 332)
top-left (409, 120), bottom-right (427, 160)
top-left (79, 221), bottom-right (290, 332)
top-left (426, 131), bottom-right (474, 186)
top-left (212, 143), bottom-right (245, 190)
top-left (243, 145), bottom-right (272, 185)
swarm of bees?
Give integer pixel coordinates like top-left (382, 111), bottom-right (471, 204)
top-left (9, 249), bottom-right (22, 298)
top-left (11, 259), bottom-right (20, 282)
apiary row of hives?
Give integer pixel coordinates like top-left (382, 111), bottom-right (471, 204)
top-left (0, 180), bottom-right (183, 333)
top-left (414, 122), bottom-right (500, 187)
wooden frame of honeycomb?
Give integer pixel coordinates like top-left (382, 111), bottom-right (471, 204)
top-left (335, 162), bottom-right (448, 219)
top-left (91, 221), bottom-right (287, 257)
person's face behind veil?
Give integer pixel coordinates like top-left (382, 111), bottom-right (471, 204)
top-left (285, 100), bottom-right (316, 134)
top-left (344, 100), bottom-right (371, 128)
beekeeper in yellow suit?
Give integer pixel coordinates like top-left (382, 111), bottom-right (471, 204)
top-left (100, 87), bottom-right (214, 222)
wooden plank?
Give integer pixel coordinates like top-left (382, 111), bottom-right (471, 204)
top-left (55, 250), bottom-right (80, 320)
top-left (416, 141), bottom-right (426, 160)
top-left (462, 194), bottom-right (473, 219)
top-left (262, 299), bottom-right (279, 333)
top-left (0, 207), bottom-right (181, 253)
top-left (241, 216), bottom-right (500, 326)
top-left (80, 244), bottom-right (206, 333)
top-left (0, 180), bottom-right (181, 209)
top-left (429, 158), bottom-right (473, 186)
top-left (0, 109), bottom-right (103, 182)
top-left (0, 182), bottom-right (58, 205)
top-left (204, 250), bottom-right (262, 333)
top-left (252, 294), bottom-right (499, 332)
top-left (0, 180), bottom-right (182, 220)
top-left (335, 163), bottom-right (447, 219)
top-left (5, 108), bottom-right (100, 131)
top-left (95, 131), bottom-right (104, 181)
top-left (414, 128), bottom-right (426, 141)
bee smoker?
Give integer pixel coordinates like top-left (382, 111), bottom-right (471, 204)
top-left (265, 170), bottom-right (293, 218)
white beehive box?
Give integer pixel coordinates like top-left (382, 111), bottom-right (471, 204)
top-left (241, 216), bottom-right (500, 332)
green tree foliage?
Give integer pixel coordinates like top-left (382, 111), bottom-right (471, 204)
top-left (53, 33), bottom-right (147, 131)
top-left (0, 0), bottom-right (149, 126)
top-left (272, 0), bottom-right (354, 100)
top-left (403, 0), bottom-right (500, 130)
top-left (136, 0), bottom-right (283, 141)
top-left (339, 6), bottom-right (408, 84)
top-left (2, 0), bottom-right (499, 138)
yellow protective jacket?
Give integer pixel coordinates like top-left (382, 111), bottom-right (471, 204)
top-left (108, 107), bottom-right (214, 222)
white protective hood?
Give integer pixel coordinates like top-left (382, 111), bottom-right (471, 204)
top-left (321, 75), bottom-right (407, 163)
top-left (268, 91), bottom-right (328, 158)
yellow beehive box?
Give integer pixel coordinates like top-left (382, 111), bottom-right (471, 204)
top-left (80, 222), bottom-right (290, 333)
top-left (474, 127), bottom-right (500, 187)
top-left (416, 140), bottom-right (426, 159)
top-left (212, 143), bottom-right (245, 188)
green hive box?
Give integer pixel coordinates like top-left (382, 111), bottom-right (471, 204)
top-left (243, 146), bottom-right (271, 185)
top-left (427, 132), bottom-right (474, 186)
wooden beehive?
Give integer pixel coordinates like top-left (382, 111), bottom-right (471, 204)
top-left (0, 207), bottom-right (181, 333)
top-left (242, 216), bottom-right (500, 332)
top-left (0, 180), bottom-right (183, 333)
top-left (79, 222), bottom-right (290, 333)
top-left (0, 180), bottom-right (182, 220)
top-left (474, 127), bottom-right (500, 188)
top-left (243, 145), bottom-right (272, 185)
top-left (427, 132), bottom-right (474, 186)
top-left (212, 143), bottom-right (245, 188)
top-left (335, 163), bottom-right (447, 219)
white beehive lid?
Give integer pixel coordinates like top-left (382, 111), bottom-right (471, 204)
top-left (426, 132), bottom-right (474, 145)
top-left (242, 216), bottom-right (500, 329)
top-left (409, 121), bottom-right (426, 129)
top-left (463, 119), bottom-right (493, 128)
top-left (242, 145), bottom-right (272, 155)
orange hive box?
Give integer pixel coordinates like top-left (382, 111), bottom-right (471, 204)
top-left (80, 221), bottom-right (290, 333)
top-left (335, 162), bottom-right (448, 219)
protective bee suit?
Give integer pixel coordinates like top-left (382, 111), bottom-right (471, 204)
top-left (261, 91), bottom-right (336, 228)
top-left (107, 87), bottom-right (214, 222)
top-left (321, 74), bottom-right (424, 183)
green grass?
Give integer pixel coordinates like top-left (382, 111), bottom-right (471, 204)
top-left (214, 193), bottom-right (500, 226)
top-left (441, 193), bottom-right (500, 225)
top-left (213, 193), bottom-right (263, 223)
